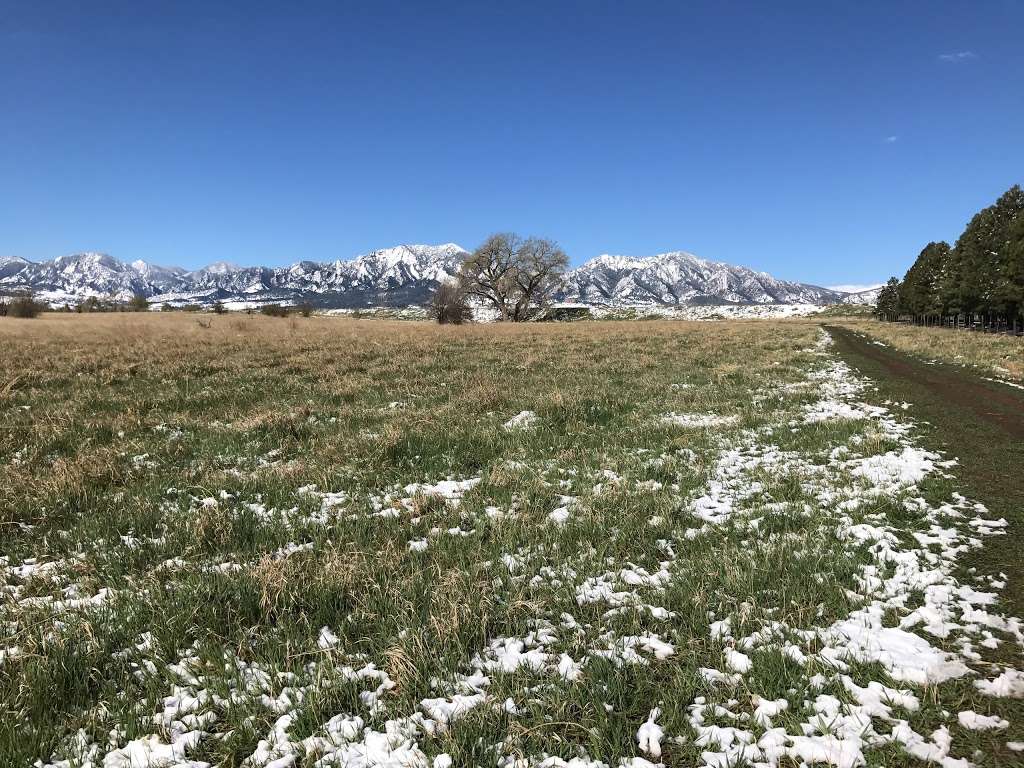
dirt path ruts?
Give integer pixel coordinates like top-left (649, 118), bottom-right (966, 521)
top-left (825, 324), bottom-right (1024, 616)
top-left (825, 325), bottom-right (1024, 439)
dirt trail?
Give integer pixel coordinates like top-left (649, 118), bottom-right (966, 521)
top-left (826, 325), bottom-right (1024, 438)
top-left (825, 324), bottom-right (1024, 614)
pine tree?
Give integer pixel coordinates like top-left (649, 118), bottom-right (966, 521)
top-left (1000, 210), bottom-right (1024, 326)
top-left (937, 239), bottom-right (965, 317)
top-left (949, 185), bottom-right (1024, 320)
top-left (988, 185), bottom-right (1024, 322)
top-left (875, 277), bottom-right (901, 318)
top-left (898, 241), bottom-right (950, 316)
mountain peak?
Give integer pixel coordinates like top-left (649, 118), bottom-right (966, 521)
top-left (584, 254), bottom-right (649, 271)
top-left (55, 252), bottom-right (119, 267)
top-left (198, 261), bottom-right (241, 275)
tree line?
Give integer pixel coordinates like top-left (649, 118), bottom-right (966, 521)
top-left (876, 184), bottom-right (1024, 331)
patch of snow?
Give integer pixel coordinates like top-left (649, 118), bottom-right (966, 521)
top-left (504, 410), bottom-right (540, 431)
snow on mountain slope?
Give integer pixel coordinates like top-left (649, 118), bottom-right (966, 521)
top-left (0, 256), bottom-right (31, 280)
top-left (1, 244), bottom-right (867, 308)
top-left (0, 245), bottom-right (469, 308)
top-left (6, 253), bottom-right (155, 303)
top-left (559, 251), bottom-right (844, 306)
top-left (839, 286), bottom-right (884, 305)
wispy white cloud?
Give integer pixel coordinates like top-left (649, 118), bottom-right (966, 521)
top-left (938, 51), bottom-right (977, 62)
top-left (883, 135), bottom-right (898, 143)
top-left (827, 283), bottom-right (883, 294)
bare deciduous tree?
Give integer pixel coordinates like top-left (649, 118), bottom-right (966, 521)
top-left (460, 233), bottom-right (568, 321)
top-left (429, 280), bottom-right (473, 324)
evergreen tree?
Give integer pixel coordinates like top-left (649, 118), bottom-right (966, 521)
top-left (875, 277), bottom-right (901, 317)
top-left (898, 241), bottom-right (950, 316)
top-left (937, 239), bottom-right (965, 316)
top-left (989, 186), bottom-right (1024, 322)
top-left (997, 211), bottom-right (1024, 325)
top-left (948, 185), bottom-right (1024, 319)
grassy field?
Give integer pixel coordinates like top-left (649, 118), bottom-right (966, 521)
top-left (833, 318), bottom-right (1024, 384)
top-left (1, 313), bottom-right (1022, 767)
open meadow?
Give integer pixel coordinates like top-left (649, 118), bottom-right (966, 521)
top-left (2, 313), bottom-right (1022, 767)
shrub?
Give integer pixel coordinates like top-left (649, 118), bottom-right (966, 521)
top-left (296, 302), bottom-right (314, 318)
top-left (260, 304), bottom-right (289, 317)
top-left (429, 281), bottom-right (473, 324)
top-left (2, 293), bottom-right (46, 318)
top-left (212, 302), bottom-right (227, 315)
top-left (542, 305), bottom-right (592, 322)
top-left (76, 296), bottom-right (107, 313)
top-left (127, 293), bottom-right (149, 312)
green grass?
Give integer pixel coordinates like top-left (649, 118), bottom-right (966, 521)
top-left (0, 314), bottom-right (1021, 767)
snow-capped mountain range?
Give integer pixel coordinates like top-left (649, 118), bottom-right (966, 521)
top-left (0, 245), bottom-right (876, 308)
top-left (559, 252), bottom-right (846, 306)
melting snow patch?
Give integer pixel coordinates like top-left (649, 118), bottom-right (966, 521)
top-left (661, 412), bottom-right (738, 429)
top-left (636, 707), bottom-right (664, 758)
top-left (724, 649), bottom-right (752, 674)
top-left (848, 446), bottom-right (937, 491)
top-left (549, 506), bottom-right (571, 525)
top-left (826, 608), bottom-right (971, 684)
top-left (975, 667), bottom-right (1024, 698)
top-left (504, 410), bottom-right (540, 430)
top-left (403, 478), bottom-right (481, 505)
top-left (957, 710), bottom-right (1009, 730)
top-left (982, 377), bottom-right (1024, 391)
top-left (317, 627), bottom-right (340, 649)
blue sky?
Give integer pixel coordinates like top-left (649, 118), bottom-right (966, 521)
top-left (2, 1), bottom-right (1022, 287)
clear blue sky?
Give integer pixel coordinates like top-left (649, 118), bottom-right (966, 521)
top-left (2, 1), bottom-right (1022, 286)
